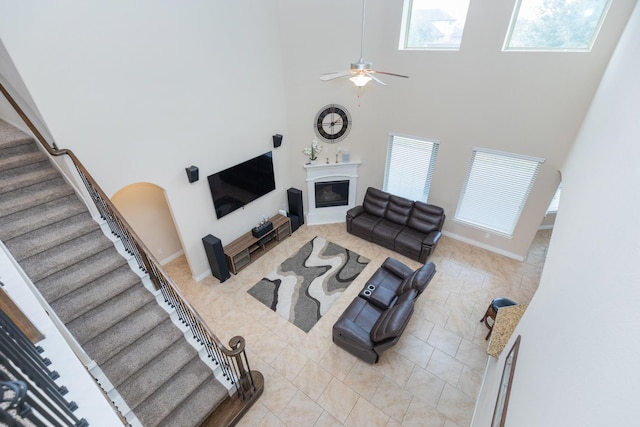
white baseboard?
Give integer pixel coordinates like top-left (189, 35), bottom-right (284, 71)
top-left (193, 269), bottom-right (212, 283)
top-left (442, 231), bottom-right (525, 261)
top-left (158, 250), bottom-right (184, 266)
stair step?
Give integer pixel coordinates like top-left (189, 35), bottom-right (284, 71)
top-left (133, 357), bottom-right (222, 427)
top-left (0, 177), bottom-right (75, 218)
top-left (0, 136), bottom-right (36, 153)
top-left (157, 376), bottom-right (226, 427)
top-left (34, 247), bottom-right (128, 302)
top-left (0, 121), bottom-right (32, 148)
top-left (101, 318), bottom-right (184, 388)
top-left (20, 228), bottom-right (115, 282)
top-left (118, 341), bottom-right (200, 409)
top-left (83, 301), bottom-right (172, 365)
top-left (0, 136), bottom-right (32, 150)
top-left (0, 147), bottom-right (48, 171)
top-left (0, 194), bottom-right (87, 241)
top-left (52, 264), bottom-right (143, 324)
top-left (5, 212), bottom-right (98, 261)
top-left (65, 282), bottom-right (154, 345)
top-left (0, 160), bottom-right (60, 195)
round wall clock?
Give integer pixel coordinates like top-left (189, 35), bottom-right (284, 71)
top-left (314, 104), bottom-right (352, 143)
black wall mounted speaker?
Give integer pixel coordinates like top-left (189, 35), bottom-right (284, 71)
top-left (202, 234), bottom-right (230, 282)
top-left (185, 165), bottom-right (199, 183)
top-left (272, 134), bottom-right (283, 148)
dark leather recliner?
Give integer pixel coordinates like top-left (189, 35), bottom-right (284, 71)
top-left (346, 188), bottom-right (445, 263)
top-left (332, 257), bottom-right (436, 363)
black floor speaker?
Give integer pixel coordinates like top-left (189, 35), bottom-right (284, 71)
top-left (289, 215), bottom-right (300, 233)
top-left (287, 187), bottom-right (304, 232)
top-left (202, 234), bottom-right (230, 282)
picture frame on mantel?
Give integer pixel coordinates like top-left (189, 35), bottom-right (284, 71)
top-left (492, 335), bottom-right (521, 427)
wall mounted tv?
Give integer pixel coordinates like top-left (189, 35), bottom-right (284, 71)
top-left (207, 151), bottom-right (276, 219)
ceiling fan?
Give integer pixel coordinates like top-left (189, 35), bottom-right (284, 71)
top-left (320, 0), bottom-right (409, 87)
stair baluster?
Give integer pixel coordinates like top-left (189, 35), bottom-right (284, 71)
top-left (0, 311), bottom-right (88, 427)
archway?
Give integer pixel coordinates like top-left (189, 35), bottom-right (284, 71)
top-left (111, 182), bottom-right (183, 265)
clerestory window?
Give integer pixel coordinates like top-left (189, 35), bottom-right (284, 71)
top-left (399, 0), bottom-right (471, 50)
top-left (504, 0), bottom-right (612, 51)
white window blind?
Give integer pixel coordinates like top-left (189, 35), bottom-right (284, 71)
top-left (383, 134), bottom-right (439, 202)
top-left (455, 148), bottom-right (544, 236)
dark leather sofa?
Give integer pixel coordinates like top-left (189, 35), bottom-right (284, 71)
top-left (346, 187), bottom-right (445, 263)
top-left (332, 257), bottom-right (436, 363)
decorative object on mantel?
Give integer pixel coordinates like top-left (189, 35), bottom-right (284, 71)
top-left (247, 236), bottom-right (370, 332)
top-left (303, 137), bottom-right (323, 164)
top-left (487, 303), bottom-right (528, 358)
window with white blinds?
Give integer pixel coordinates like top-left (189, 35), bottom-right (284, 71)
top-left (383, 134), bottom-right (439, 202)
top-left (455, 148), bottom-right (544, 236)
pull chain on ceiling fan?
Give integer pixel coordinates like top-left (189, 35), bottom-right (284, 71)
top-left (320, 0), bottom-right (409, 87)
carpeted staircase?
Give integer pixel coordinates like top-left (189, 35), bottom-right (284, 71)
top-left (0, 119), bottom-right (229, 426)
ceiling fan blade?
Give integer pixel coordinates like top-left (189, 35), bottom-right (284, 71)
top-left (372, 70), bottom-right (409, 79)
top-left (320, 70), bottom-right (353, 81)
top-left (367, 72), bottom-right (387, 86)
top-left (320, 0), bottom-right (409, 86)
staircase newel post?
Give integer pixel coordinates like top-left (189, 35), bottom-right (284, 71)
top-left (227, 336), bottom-right (256, 400)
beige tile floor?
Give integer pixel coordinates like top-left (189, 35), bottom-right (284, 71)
top-left (165, 223), bottom-right (550, 427)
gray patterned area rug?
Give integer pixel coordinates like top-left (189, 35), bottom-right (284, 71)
top-left (247, 236), bottom-right (370, 332)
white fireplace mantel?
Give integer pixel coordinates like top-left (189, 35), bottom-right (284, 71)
top-left (304, 161), bottom-right (361, 225)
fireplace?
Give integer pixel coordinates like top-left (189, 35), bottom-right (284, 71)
top-left (304, 161), bottom-right (360, 225)
top-left (315, 180), bottom-right (349, 208)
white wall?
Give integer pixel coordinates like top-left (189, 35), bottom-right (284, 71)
top-left (0, 0), bottom-right (290, 279)
top-left (0, 38), bottom-right (51, 139)
top-left (277, 0), bottom-right (634, 260)
top-left (472, 2), bottom-right (640, 425)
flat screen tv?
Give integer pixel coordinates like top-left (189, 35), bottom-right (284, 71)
top-left (207, 151), bottom-right (276, 219)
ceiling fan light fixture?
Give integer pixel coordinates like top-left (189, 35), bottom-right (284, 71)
top-left (320, 0), bottom-right (408, 86)
top-left (349, 72), bottom-right (372, 87)
top-left (351, 60), bottom-right (372, 71)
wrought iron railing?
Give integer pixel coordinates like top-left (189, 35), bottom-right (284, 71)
top-left (0, 310), bottom-right (89, 427)
top-left (0, 82), bottom-right (258, 401)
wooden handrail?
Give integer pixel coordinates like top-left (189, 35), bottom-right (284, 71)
top-left (0, 81), bottom-right (257, 399)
